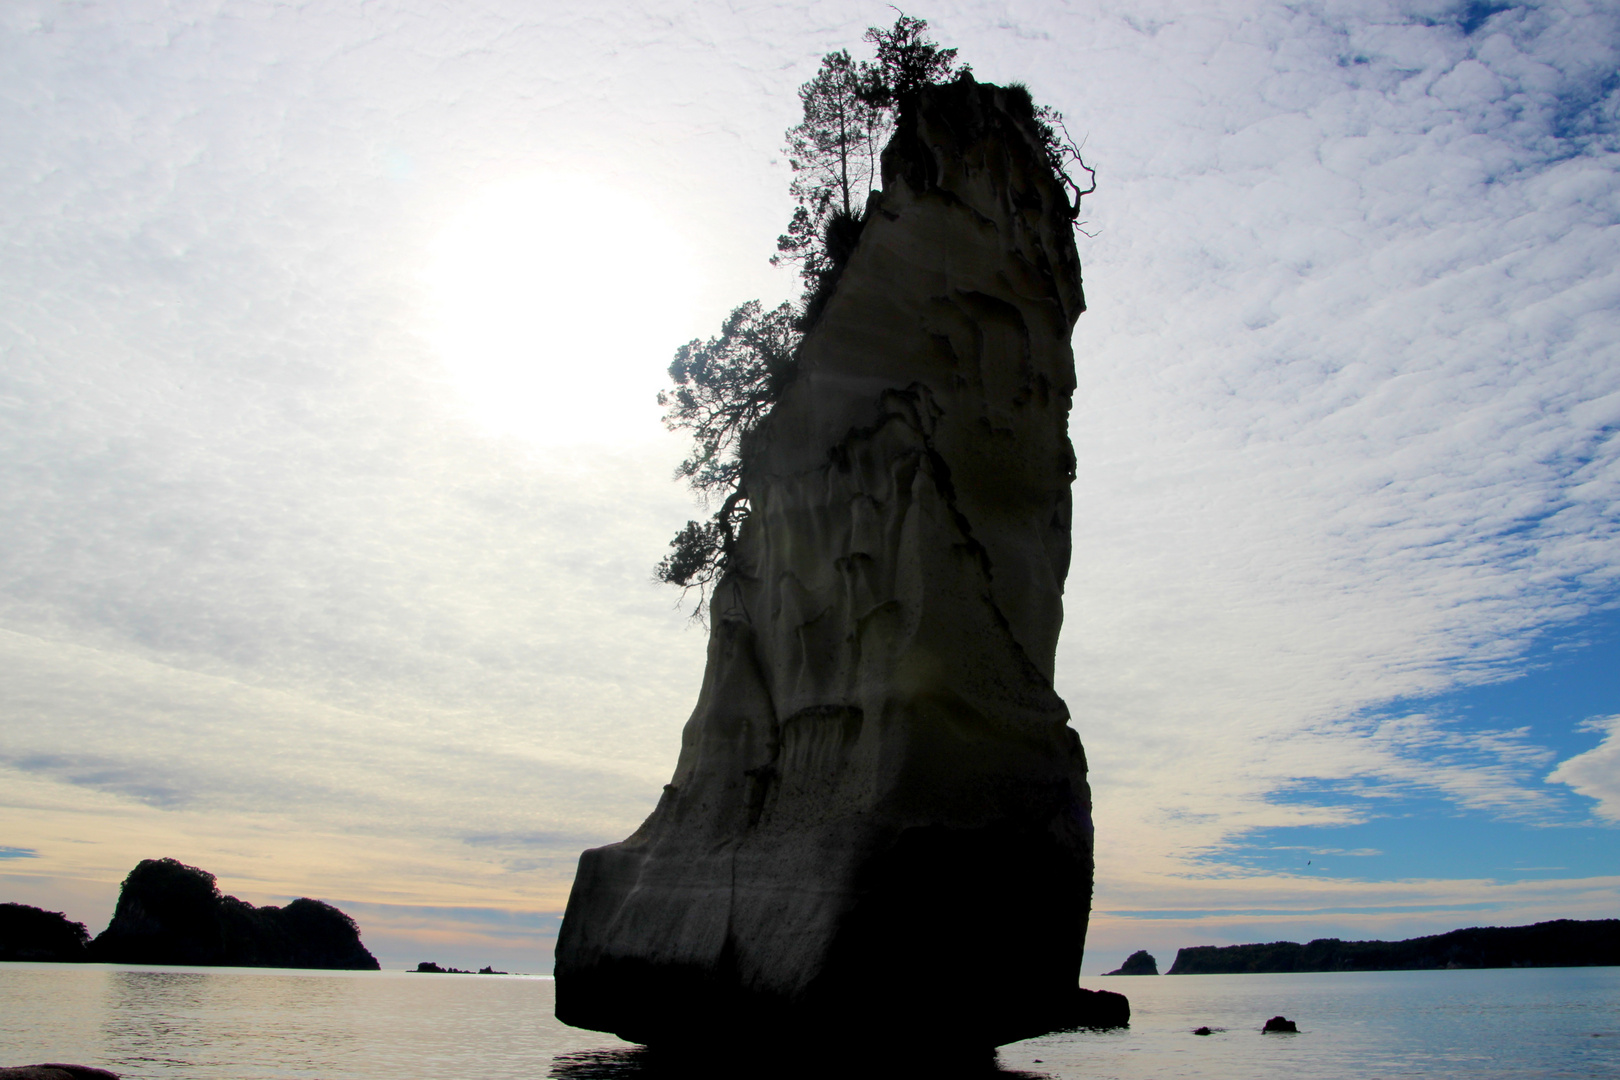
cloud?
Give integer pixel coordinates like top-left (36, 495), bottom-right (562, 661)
top-left (1037, 0), bottom-right (1620, 881)
top-left (0, 0), bottom-right (1616, 949)
top-left (1547, 715), bottom-right (1620, 820)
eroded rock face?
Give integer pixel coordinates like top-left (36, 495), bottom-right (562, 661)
top-left (556, 80), bottom-right (1097, 1053)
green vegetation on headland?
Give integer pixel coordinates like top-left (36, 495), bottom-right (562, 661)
top-left (1165, 918), bottom-right (1619, 974)
top-left (1, 857), bottom-right (378, 969)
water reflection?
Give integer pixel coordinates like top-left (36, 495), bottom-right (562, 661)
top-left (549, 1046), bottom-right (1049, 1079)
top-left (101, 968), bottom-right (361, 1076)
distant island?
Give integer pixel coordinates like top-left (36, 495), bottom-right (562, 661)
top-left (0, 857), bottom-right (378, 970)
top-left (414, 961), bottom-right (508, 974)
top-left (1103, 949), bottom-right (1159, 975)
top-left (1167, 918), bottom-right (1619, 974)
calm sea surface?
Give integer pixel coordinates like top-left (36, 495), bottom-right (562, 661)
top-left (1, 963), bottom-right (1617, 1078)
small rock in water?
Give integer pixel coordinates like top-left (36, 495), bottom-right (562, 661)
top-left (1193, 1026), bottom-right (1213, 1036)
top-left (1262, 1016), bottom-right (1299, 1033)
top-left (0, 1066), bottom-right (120, 1080)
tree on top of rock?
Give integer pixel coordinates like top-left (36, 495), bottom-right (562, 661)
top-left (772, 16), bottom-right (970, 310)
top-left (657, 13), bottom-right (1087, 616)
top-left (860, 12), bottom-right (968, 107)
top-left (773, 49), bottom-right (881, 280)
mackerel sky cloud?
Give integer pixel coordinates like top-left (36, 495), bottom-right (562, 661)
top-left (1, 0), bottom-right (1616, 973)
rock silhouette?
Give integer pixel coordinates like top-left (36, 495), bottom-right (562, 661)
top-left (0, 903), bottom-right (90, 962)
top-left (1167, 919), bottom-right (1620, 974)
top-left (1105, 949), bottom-right (1159, 975)
top-left (556, 79), bottom-right (1110, 1055)
top-left (87, 858), bottom-right (378, 969)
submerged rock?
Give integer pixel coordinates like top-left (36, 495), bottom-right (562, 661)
top-left (87, 858), bottom-right (379, 970)
top-left (1105, 949), bottom-right (1160, 976)
top-left (0, 903), bottom-right (90, 962)
top-left (556, 79), bottom-right (1104, 1054)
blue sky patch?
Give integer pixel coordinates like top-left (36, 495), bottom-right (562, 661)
top-left (1219, 606), bottom-right (1620, 881)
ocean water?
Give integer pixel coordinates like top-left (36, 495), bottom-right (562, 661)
top-left (1, 963), bottom-right (1616, 1078)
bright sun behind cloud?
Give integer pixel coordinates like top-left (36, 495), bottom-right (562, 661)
top-left (425, 174), bottom-right (699, 446)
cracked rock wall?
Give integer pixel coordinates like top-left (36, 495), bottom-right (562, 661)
top-left (555, 80), bottom-right (1093, 1052)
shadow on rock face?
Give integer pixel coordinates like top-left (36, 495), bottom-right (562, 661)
top-left (548, 1046), bottom-right (1050, 1079)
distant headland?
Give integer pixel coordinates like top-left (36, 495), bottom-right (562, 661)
top-left (1, 857), bottom-right (378, 970)
top-left (1165, 919), bottom-right (1619, 974)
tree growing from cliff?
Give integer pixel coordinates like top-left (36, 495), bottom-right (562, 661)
top-left (772, 49), bottom-right (883, 288)
top-left (655, 300), bottom-right (798, 602)
top-left (772, 16), bottom-right (970, 309)
top-left (657, 13), bottom-right (1089, 615)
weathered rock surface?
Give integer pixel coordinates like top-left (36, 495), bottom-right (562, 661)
top-left (1105, 949), bottom-right (1160, 976)
top-left (0, 903), bottom-right (90, 962)
top-left (556, 79), bottom-right (1104, 1054)
top-left (87, 858), bottom-right (379, 970)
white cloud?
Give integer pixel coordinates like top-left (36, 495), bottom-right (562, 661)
top-left (0, 0), bottom-right (1617, 953)
top-left (1547, 715), bottom-right (1620, 820)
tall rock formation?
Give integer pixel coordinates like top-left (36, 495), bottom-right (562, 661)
top-left (557, 80), bottom-right (1107, 1054)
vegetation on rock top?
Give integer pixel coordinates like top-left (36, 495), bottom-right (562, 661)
top-left (656, 13), bottom-right (1094, 615)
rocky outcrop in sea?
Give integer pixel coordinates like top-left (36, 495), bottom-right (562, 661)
top-left (1105, 949), bottom-right (1160, 975)
top-left (556, 79), bottom-right (1114, 1055)
top-left (87, 858), bottom-right (379, 970)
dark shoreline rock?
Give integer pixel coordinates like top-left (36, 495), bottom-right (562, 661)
top-left (86, 858), bottom-right (379, 970)
top-left (0, 1066), bottom-right (120, 1080)
top-left (556, 78), bottom-right (1102, 1055)
top-left (1167, 919), bottom-right (1620, 974)
top-left (0, 904), bottom-right (90, 963)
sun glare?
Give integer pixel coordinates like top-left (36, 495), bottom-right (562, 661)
top-left (425, 175), bottom-right (699, 446)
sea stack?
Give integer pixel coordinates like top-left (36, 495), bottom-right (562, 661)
top-left (556, 79), bottom-right (1100, 1054)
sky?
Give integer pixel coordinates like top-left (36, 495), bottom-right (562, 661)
top-left (1, 0), bottom-right (1616, 976)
